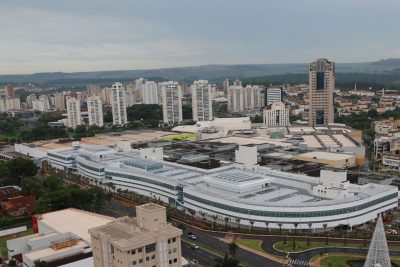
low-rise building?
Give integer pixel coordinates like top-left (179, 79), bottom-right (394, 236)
top-left (7, 208), bottom-right (114, 267)
top-left (89, 203), bottom-right (182, 267)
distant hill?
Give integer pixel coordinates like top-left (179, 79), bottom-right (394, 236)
top-left (1, 59), bottom-right (400, 87)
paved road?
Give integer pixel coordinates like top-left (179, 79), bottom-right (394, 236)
top-left (183, 225), bottom-right (285, 267)
top-left (182, 240), bottom-right (216, 266)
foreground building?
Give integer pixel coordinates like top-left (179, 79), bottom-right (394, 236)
top-left (43, 142), bottom-right (397, 231)
top-left (308, 58), bottom-right (335, 126)
top-left (191, 80), bottom-right (213, 122)
top-left (89, 203), bottom-right (182, 267)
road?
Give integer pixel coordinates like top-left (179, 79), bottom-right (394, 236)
top-left (182, 240), bottom-right (217, 266)
top-left (183, 224), bottom-right (285, 267)
top-left (100, 200), bottom-right (284, 266)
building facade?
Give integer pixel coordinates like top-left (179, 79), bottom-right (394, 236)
top-left (66, 98), bottom-right (82, 129)
top-left (308, 58), bottom-right (335, 126)
top-left (263, 102), bottom-right (290, 127)
top-left (87, 96), bottom-right (104, 127)
top-left (160, 81), bottom-right (183, 124)
top-left (141, 81), bottom-right (159, 104)
top-left (265, 87), bottom-right (282, 106)
top-left (228, 84), bottom-right (262, 112)
top-left (191, 80), bottom-right (213, 122)
top-left (89, 203), bottom-right (182, 267)
top-left (111, 82), bottom-right (128, 125)
top-left (43, 144), bottom-right (398, 232)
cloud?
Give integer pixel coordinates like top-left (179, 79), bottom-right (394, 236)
top-left (0, 0), bottom-right (399, 74)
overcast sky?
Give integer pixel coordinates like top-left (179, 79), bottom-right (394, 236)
top-left (1, 0), bottom-right (399, 74)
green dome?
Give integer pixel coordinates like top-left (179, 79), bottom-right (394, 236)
top-left (269, 131), bottom-right (284, 139)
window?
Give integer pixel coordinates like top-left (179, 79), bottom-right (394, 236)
top-left (145, 243), bottom-right (156, 253)
top-left (169, 260), bottom-right (172, 264)
top-left (131, 260), bottom-right (137, 265)
top-left (174, 258), bottom-right (177, 263)
top-left (151, 255), bottom-right (155, 260)
top-left (139, 259), bottom-right (143, 263)
top-left (172, 237), bottom-right (176, 242)
top-left (138, 248), bottom-right (143, 253)
top-left (146, 256), bottom-right (150, 261)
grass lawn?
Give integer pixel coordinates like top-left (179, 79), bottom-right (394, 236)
top-left (234, 239), bottom-right (263, 253)
top-left (274, 240), bottom-right (400, 253)
top-left (0, 228), bottom-right (33, 257)
top-left (320, 255), bottom-right (364, 267)
top-left (319, 255), bottom-right (400, 267)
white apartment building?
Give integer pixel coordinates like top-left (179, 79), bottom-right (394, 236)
top-left (32, 99), bottom-right (49, 112)
top-left (191, 80), bottom-right (213, 121)
top-left (228, 84), bottom-right (262, 112)
top-left (52, 92), bottom-right (66, 110)
top-left (265, 87), bottom-right (282, 106)
top-left (87, 84), bottom-right (101, 96)
top-left (66, 98), bottom-right (82, 129)
top-left (160, 81), bottom-right (183, 124)
top-left (263, 101), bottom-right (290, 127)
top-left (0, 98), bottom-right (21, 113)
top-left (87, 96), bottom-right (104, 127)
top-left (25, 94), bottom-right (37, 109)
top-left (141, 81), bottom-right (159, 104)
top-left (101, 87), bottom-right (112, 106)
top-left (125, 83), bottom-right (137, 107)
top-left (111, 82), bottom-right (128, 125)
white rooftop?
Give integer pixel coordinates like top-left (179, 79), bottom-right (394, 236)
top-left (39, 208), bottom-right (114, 243)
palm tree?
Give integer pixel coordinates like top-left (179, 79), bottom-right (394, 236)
top-left (212, 214), bottom-right (218, 229)
top-left (235, 218), bottom-right (241, 230)
top-left (249, 220), bottom-right (255, 232)
top-left (228, 242), bottom-right (238, 257)
top-left (224, 217), bottom-right (230, 228)
top-left (199, 211), bottom-right (206, 222)
top-left (292, 223), bottom-right (299, 249)
top-left (307, 222), bottom-right (312, 246)
top-left (323, 223), bottom-right (328, 245)
top-left (265, 222), bottom-right (269, 233)
top-left (278, 223), bottom-right (283, 234)
top-left (214, 254), bottom-right (240, 267)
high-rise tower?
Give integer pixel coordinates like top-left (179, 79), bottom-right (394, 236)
top-left (111, 82), bottom-right (128, 125)
top-left (191, 80), bottom-right (213, 121)
top-left (308, 58), bottom-right (335, 126)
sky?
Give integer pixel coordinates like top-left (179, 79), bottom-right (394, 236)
top-left (1, 0), bottom-right (400, 74)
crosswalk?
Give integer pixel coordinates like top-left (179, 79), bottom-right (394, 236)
top-left (286, 258), bottom-right (309, 266)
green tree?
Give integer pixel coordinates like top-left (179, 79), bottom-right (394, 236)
top-left (214, 254), bottom-right (240, 267)
top-left (42, 176), bottom-right (62, 191)
top-left (5, 157), bottom-right (38, 185)
top-left (21, 177), bottom-right (43, 197)
top-left (228, 242), bottom-right (238, 257)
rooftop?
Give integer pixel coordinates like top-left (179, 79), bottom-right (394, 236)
top-left (67, 146), bottom-right (390, 208)
top-left (38, 208), bottom-right (114, 243)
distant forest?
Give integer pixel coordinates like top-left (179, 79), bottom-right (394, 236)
top-left (1, 59), bottom-right (400, 90)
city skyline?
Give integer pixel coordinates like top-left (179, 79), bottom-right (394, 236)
top-left (1, 0), bottom-right (400, 74)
